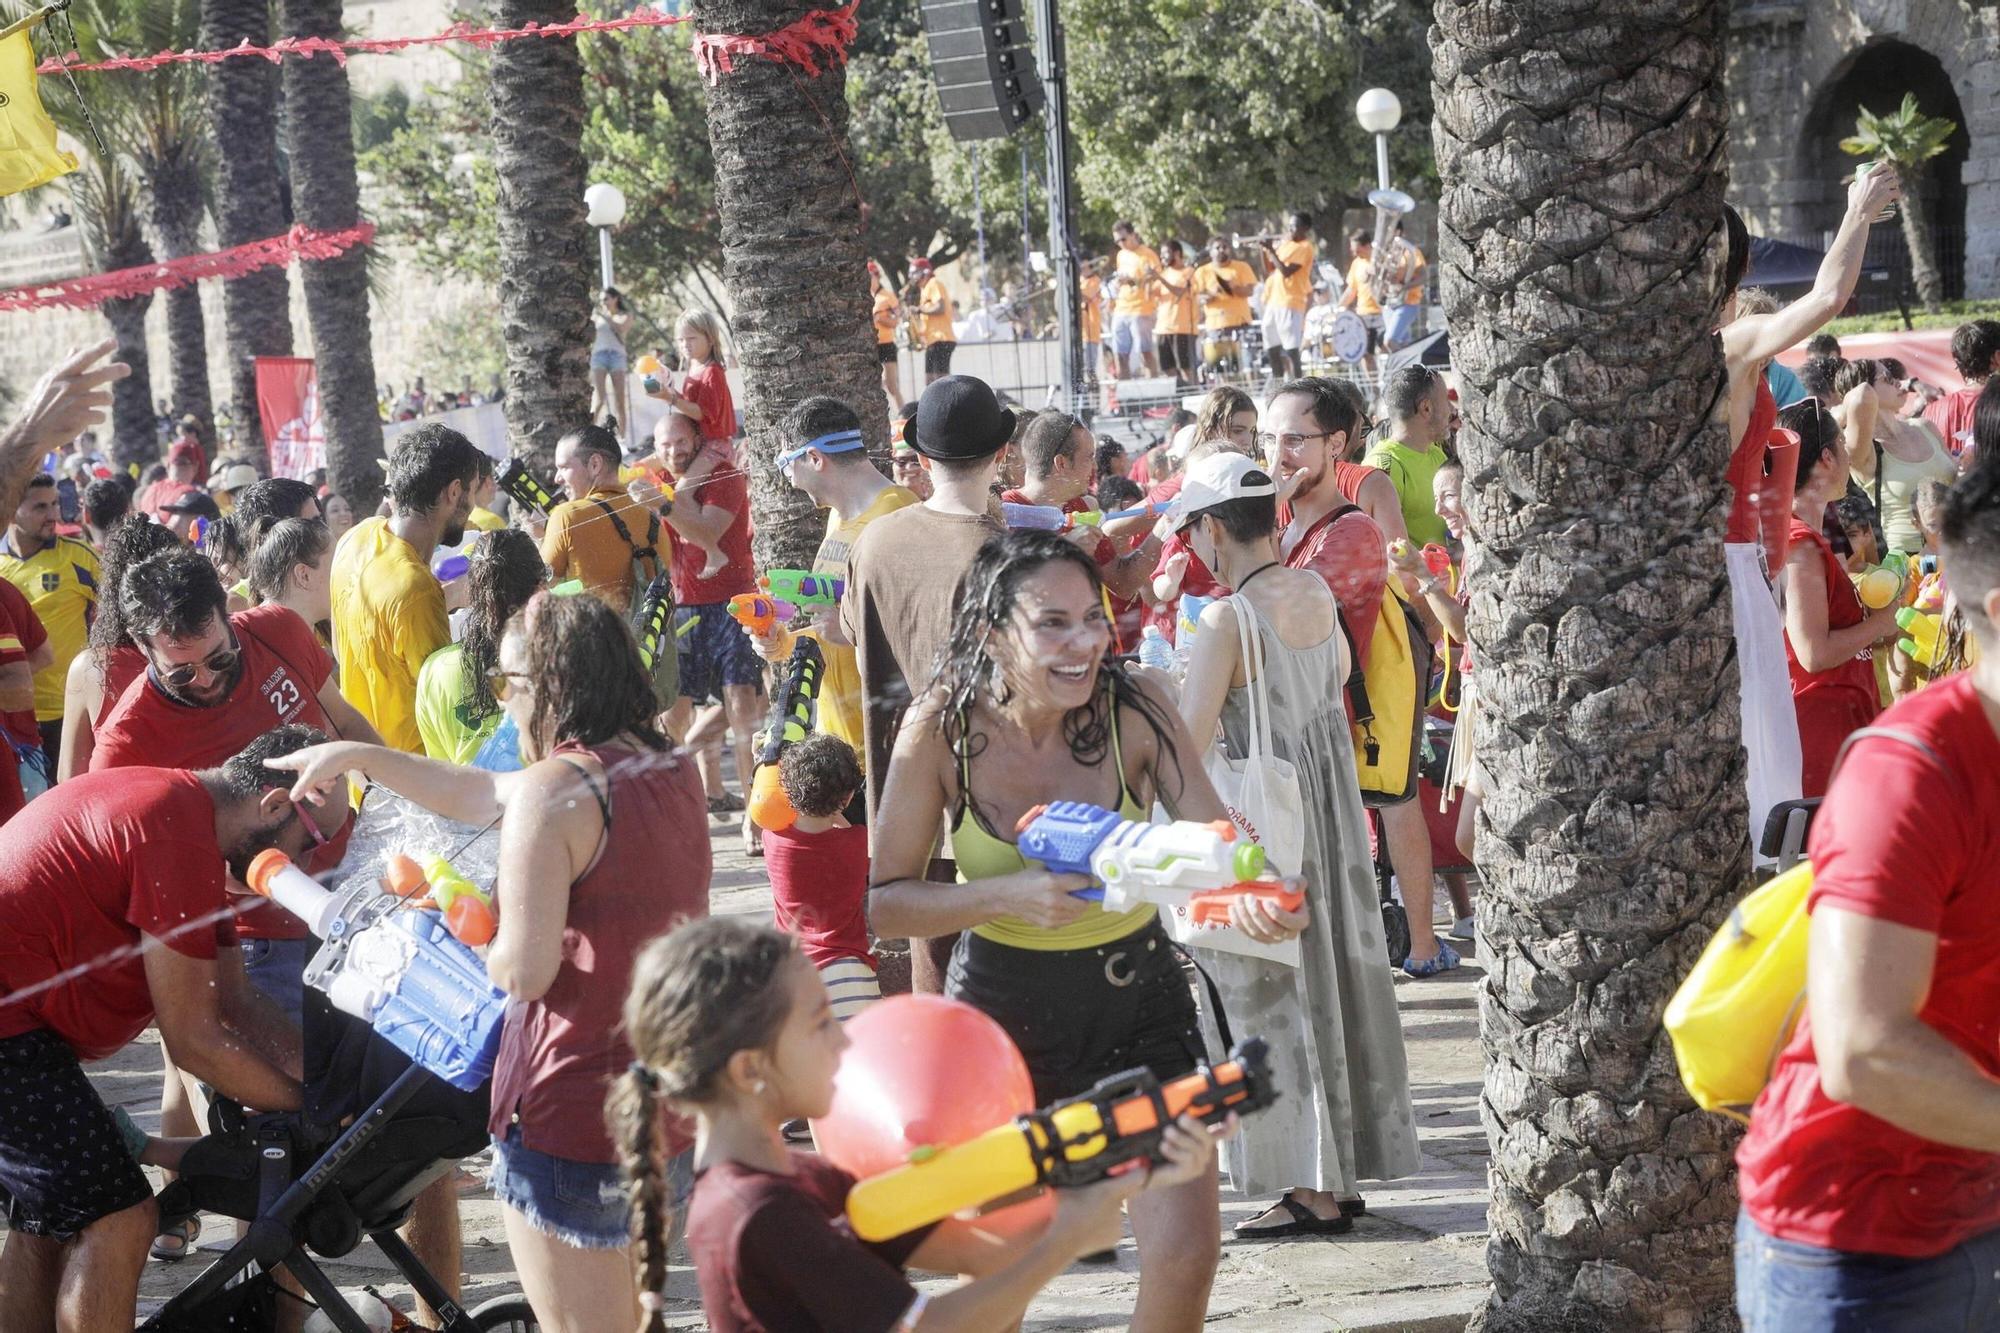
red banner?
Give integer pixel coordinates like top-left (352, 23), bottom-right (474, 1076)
top-left (256, 357), bottom-right (325, 480)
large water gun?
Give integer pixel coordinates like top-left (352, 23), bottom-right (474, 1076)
top-left (727, 592), bottom-right (800, 637)
top-left (246, 850), bottom-right (507, 1091)
top-left (760, 569), bottom-right (843, 606)
top-left (747, 636), bottom-right (826, 832)
top-left (634, 579), bottom-right (676, 672)
top-left (844, 1038), bottom-right (1278, 1242)
top-left (496, 457), bottom-right (559, 517)
top-left (1896, 606), bottom-right (1947, 669)
top-left (1852, 553), bottom-right (1911, 610)
top-left (431, 545), bottom-right (471, 584)
top-left (1002, 501), bottom-right (1168, 532)
top-left (1013, 801), bottom-right (1298, 925)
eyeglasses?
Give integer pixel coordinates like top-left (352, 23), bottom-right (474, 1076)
top-left (485, 668), bottom-right (531, 702)
top-left (153, 628), bottom-right (242, 689)
top-left (1256, 430), bottom-right (1335, 454)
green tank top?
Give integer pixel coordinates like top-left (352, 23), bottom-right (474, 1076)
top-left (952, 699), bottom-right (1156, 951)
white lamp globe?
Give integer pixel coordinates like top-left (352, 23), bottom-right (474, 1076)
top-left (1355, 88), bottom-right (1402, 135)
top-left (584, 182), bottom-right (628, 228)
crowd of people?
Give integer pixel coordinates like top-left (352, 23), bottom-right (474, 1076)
top-left (0, 148), bottom-right (1996, 1333)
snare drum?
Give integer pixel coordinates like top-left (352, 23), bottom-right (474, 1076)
top-left (1331, 310), bottom-right (1370, 364)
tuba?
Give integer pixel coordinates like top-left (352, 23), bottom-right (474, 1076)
top-left (1367, 187), bottom-right (1416, 309)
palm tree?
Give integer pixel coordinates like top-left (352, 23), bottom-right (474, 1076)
top-left (201, 0), bottom-right (295, 434)
top-left (278, 0), bottom-right (384, 509)
top-left (690, 0), bottom-right (890, 572)
top-left (67, 155), bottom-right (158, 469)
top-left (486, 0), bottom-right (592, 473)
top-left (1431, 3), bottom-right (1747, 1329)
top-left (78, 0), bottom-right (215, 445)
top-left (1841, 92), bottom-right (1957, 313)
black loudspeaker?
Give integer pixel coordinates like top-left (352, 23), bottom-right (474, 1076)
top-left (920, 0), bottom-right (1045, 142)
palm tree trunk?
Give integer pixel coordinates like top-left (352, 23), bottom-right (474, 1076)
top-left (279, 0), bottom-right (385, 510)
top-left (202, 0), bottom-right (295, 438)
top-left (487, 0), bottom-right (591, 474)
top-left (145, 154), bottom-right (215, 447)
top-left (691, 0), bottom-right (889, 573)
top-left (1896, 163), bottom-right (1945, 312)
top-left (1432, 3), bottom-right (1746, 1330)
top-left (71, 159), bottom-right (158, 470)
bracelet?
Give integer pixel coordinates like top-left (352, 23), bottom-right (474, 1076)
top-left (1417, 576), bottom-right (1442, 596)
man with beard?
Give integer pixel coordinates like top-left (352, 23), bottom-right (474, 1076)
top-left (330, 423), bottom-right (482, 753)
top-left (0, 725), bottom-right (321, 1333)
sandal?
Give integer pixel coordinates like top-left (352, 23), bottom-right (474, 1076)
top-left (150, 1215), bottom-right (200, 1262)
top-left (1338, 1196), bottom-right (1366, 1218)
top-left (1401, 941), bottom-right (1463, 979)
top-left (1232, 1192), bottom-right (1352, 1238)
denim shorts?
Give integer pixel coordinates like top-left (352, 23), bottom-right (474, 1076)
top-left (590, 347), bottom-right (628, 373)
top-left (242, 936), bottom-right (314, 1027)
top-left (488, 1125), bottom-right (694, 1251)
top-left (1735, 1209), bottom-right (2000, 1331)
top-left (1110, 312), bottom-right (1156, 358)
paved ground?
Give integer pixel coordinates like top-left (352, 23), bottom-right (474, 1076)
top-left (86, 810), bottom-right (1491, 1331)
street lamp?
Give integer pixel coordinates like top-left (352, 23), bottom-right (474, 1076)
top-left (584, 182), bottom-right (627, 288)
top-left (1355, 88), bottom-right (1401, 192)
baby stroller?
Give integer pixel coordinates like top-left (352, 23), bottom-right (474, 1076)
top-left (1370, 715), bottom-right (1470, 969)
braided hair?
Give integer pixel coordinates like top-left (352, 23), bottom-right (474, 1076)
top-left (930, 530), bottom-right (1187, 838)
top-left (611, 918), bottom-right (798, 1332)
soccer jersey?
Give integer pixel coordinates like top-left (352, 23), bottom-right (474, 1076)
top-left (0, 532), bottom-right (99, 721)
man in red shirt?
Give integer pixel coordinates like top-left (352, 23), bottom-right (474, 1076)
top-left (91, 548), bottom-right (372, 1019)
top-left (0, 727), bottom-right (322, 1333)
top-left (0, 578), bottom-right (51, 821)
top-left (1735, 458), bottom-right (2000, 1328)
top-left (1004, 410), bottom-right (1159, 601)
top-left (1923, 318), bottom-right (2000, 460)
top-left (137, 440), bottom-right (202, 521)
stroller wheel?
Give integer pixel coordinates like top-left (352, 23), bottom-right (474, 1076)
top-left (1381, 901), bottom-right (1411, 970)
top-left (469, 1295), bottom-right (540, 1332)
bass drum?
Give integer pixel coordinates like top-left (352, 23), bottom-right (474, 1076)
top-left (1331, 310), bottom-right (1370, 365)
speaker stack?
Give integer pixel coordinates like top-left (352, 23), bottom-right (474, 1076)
top-left (919, 0), bottom-right (1045, 142)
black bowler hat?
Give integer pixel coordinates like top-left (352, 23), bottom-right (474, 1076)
top-left (902, 375), bottom-right (1015, 461)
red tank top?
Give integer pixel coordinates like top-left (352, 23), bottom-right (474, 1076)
top-left (1725, 376), bottom-right (1797, 566)
top-left (487, 741), bottom-right (711, 1162)
top-left (1783, 519), bottom-right (1880, 712)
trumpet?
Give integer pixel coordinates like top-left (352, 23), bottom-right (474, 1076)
top-left (1232, 231), bottom-right (1281, 249)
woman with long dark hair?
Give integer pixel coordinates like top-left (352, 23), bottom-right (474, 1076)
top-left (869, 529), bottom-right (1306, 1331)
top-left (274, 593), bottom-right (711, 1333)
top-left (57, 516), bottom-right (180, 781)
top-left (414, 528), bottom-right (547, 764)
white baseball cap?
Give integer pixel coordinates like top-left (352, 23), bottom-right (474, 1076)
top-left (1166, 452), bottom-right (1277, 531)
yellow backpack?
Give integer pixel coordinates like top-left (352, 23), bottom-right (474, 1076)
top-left (1338, 570), bottom-right (1429, 807)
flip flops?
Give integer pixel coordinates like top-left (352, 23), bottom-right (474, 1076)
top-left (1232, 1193), bottom-right (1353, 1238)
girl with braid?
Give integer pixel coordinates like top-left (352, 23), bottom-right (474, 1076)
top-left (613, 915), bottom-right (1222, 1332)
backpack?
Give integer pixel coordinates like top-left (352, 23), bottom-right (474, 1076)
top-left (590, 498), bottom-right (677, 708)
top-left (1664, 727), bottom-right (1953, 1122)
top-left (1324, 505), bottom-right (1431, 807)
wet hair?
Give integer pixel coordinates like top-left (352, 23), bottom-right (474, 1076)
top-left (246, 518), bottom-right (332, 605)
top-left (1097, 475), bottom-right (1144, 511)
top-left (1193, 387), bottom-right (1255, 450)
top-left (1950, 320), bottom-right (2000, 381)
top-left (234, 478), bottom-right (320, 527)
top-left (1271, 377), bottom-right (1363, 451)
top-left (83, 478), bottom-right (130, 532)
top-left (1831, 494), bottom-right (1884, 561)
top-left (1778, 399), bottom-right (1841, 489)
top-left (209, 723), bottom-right (329, 804)
top-left (778, 732), bottom-right (862, 820)
top-left (1020, 410), bottom-right (1085, 481)
top-left (1384, 364), bottom-right (1444, 421)
top-left (89, 519), bottom-right (183, 666)
top-left (614, 918), bottom-right (799, 1331)
top-left (1878, 356), bottom-right (1909, 383)
top-left (1797, 355), bottom-right (1846, 401)
top-left (459, 529), bottom-right (546, 729)
top-left (1093, 439), bottom-right (1126, 478)
top-left (1805, 333), bottom-right (1842, 361)
top-left (1833, 358), bottom-right (1883, 398)
top-left (201, 512), bottom-right (251, 580)
top-left (676, 308), bottom-right (727, 363)
top-left (558, 424), bottom-right (622, 478)
top-left (1722, 204), bottom-right (1751, 296)
top-left (387, 423), bottom-right (484, 514)
top-left (121, 549), bottom-right (229, 646)
top-left (778, 396), bottom-right (863, 455)
top-left (1941, 410), bottom-right (2000, 633)
top-left (932, 531), bottom-right (1187, 835)
top-left (511, 591), bottom-right (666, 758)
top-left (1189, 470), bottom-right (1280, 544)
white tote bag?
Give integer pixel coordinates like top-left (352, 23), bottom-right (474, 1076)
top-left (1170, 594), bottom-right (1306, 965)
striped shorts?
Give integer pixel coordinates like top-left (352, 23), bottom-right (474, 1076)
top-left (819, 956), bottom-right (883, 1023)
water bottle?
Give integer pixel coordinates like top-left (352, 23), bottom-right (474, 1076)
top-left (1175, 593), bottom-right (1215, 676)
top-left (1137, 624), bottom-right (1173, 673)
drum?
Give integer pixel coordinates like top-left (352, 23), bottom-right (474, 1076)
top-left (1332, 310), bottom-right (1370, 364)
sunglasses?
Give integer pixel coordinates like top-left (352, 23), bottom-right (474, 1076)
top-left (153, 628), bottom-right (242, 689)
top-left (291, 797), bottom-right (330, 851)
top-left (485, 668), bottom-right (531, 702)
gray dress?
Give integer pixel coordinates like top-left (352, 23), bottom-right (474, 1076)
top-left (1207, 594), bottom-right (1420, 1196)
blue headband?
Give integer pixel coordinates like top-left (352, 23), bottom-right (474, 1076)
top-left (776, 429), bottom-right (865, 471)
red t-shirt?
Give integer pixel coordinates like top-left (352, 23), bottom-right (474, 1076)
top-left (91, 604), bottom-right (344, 940)
top-left (97, 644), bottom-right (146, 729)
top-left (0, 768), bottom-right (236, 1060)
top-left (686, 1154), bottom-right (928, 1333)
top-left (1738, 676), bottom-right (2000, 1258)
top-left (1332, 460), bottom-right (1377, 506)
top-left (670, 445), bottom-right (756, 606)
top-left (761, 821), bottom-right (874, 970)
top-left (1784, 519), bottom-right (1881, 797)
top-left (1923, 384), bottom-right (1982, 458)
top-left (684, 361), bottom-right (737, 445)
top-left (0, 579), bottom-right (47, 750)
top-left (138, 478), bottom-right (196, 521)
top-left (1284, 504), bottom-right (1387, 663)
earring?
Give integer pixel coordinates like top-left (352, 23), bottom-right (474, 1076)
top-left (752, 1079), bottom-right (768, 1095)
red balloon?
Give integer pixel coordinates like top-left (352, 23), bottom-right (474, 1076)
top-left (812, 995), bottom-right (1035, 1179)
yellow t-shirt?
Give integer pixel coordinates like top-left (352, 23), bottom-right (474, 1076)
top-left (809, 483), bottom-right (918, 766)
top-left (1080, 274), bottom-right (1104, 343)
top-left (1154, 266), bottom-right (1196, 335)
top-left (1114, 246), bottom-right (1160, 317)
top-left (872, 289), bottom-right (899, 345)
top-left (1194, 261), bottom-right (1256, 330)
top-left (540, 486), bottom-right (664, 614)
top-left (1274, 238), bottom-right (1316, 311)
top-left (331, 517), bottom-right (450, 754)
top-left (1345, 256), bottom-right (1381, 317)
top-left (1401, 244), bottom-right (1427, 307)
top-left (0, 534), bottom-right (99, 721)
top-left (466, 506), bottom-right (506, 533)
top-left (920, 277), bottom-right (955, 345)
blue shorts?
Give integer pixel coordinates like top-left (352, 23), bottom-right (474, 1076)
top-left (590, 347), bottom-right (628, 373)
top-left (241, 936), bottom-right (313, 1027)
top-left (1735, 1210), bottom-right (2000, 1331)
top-left (1110, 312), bottom-right (1156, 359)
top-left (675, 603), bottom-right (764, 705)
top-left (488, 1125), bottom-right (694, 1250)
top-left (1383, 303), bottom-right (1423, 348)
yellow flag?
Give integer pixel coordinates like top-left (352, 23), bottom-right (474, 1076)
top-left (0, 28), bottom-right (77, 198)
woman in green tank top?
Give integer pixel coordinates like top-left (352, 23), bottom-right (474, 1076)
top-left (870, 530), bottom-right (1306, 1332)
